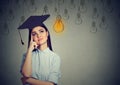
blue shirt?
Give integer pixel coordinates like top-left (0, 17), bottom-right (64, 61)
top-left (21, 48), bottom-right (61, 84)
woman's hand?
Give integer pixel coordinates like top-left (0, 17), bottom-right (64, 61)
top-left (28, 35), bottom-right (38, 52)
top-left (21, 76), bottom-right (27, 85)
top-left (21, 77), bottom-right (54, 85)
top-left (21, 77), bottom-right (31, 85)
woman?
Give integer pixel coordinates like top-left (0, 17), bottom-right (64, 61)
top-left (18, 14), bottom-right (61, 85)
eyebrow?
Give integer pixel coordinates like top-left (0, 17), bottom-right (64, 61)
top-left (31, 31), bottom-right (37, 34)
top-left (32, 29), bottom-right (44, 33)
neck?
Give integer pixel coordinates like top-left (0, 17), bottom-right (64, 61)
top-left (38, 42), bottom-right (48, 51)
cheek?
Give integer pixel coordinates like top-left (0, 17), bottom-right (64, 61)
top-left (33, 37), bottom-right (38, 41)
top-left (43, 34), bottom-right (48, 41)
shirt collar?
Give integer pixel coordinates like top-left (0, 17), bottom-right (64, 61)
top-left (36, 47), bottom-right (50, 53)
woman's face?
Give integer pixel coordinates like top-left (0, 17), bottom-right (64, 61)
top-left (31, 26), bottom-right (48, 46)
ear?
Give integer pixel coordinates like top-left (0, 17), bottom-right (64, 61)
top-left (46, 31), bottom-right (49, 37)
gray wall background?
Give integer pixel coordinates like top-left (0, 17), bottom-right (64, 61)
top-left (0, 0), bottom-right (119, 85)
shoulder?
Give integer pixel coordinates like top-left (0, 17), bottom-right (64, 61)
top-left (22, 50), bottom-right (38, 57)
top-left (49, 50), bottom-right (59, 57)
top-left (49, 50), bottom-right (61, 61)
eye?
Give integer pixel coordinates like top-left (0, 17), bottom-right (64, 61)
top-left (32, 32), bottom-right (37, 36)
top-left (39, 30), bottom-right (44, 33)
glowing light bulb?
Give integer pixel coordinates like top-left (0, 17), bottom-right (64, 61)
top-left (90, 21), bottom-right (97, 33)
top-left (53, 15), bottom-right (64, 33)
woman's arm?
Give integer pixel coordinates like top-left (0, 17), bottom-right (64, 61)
top-left (27, 77), bottom-right (54, 85)
top-left (21, 77), bottom-right (54, 85)
top-left (21, 50), bottom-right (32, 77)
top-left (21, 36), bottom-right (37, 77)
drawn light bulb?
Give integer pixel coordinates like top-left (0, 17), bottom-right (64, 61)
top-left (75, 12), bottom-right (82, 25)
top-left (15, 0), bottom-right (19, 4)
top-left (100, 0), bottom-right (105, 8)
top-left (15, 0), bottom-right (20, 8)
top-left (8, 8), bottom-right (14, 21)
top-left (90, 21), bottom-right (97, 33)
top-left (53, 15), bottom-right (64, 33)
top-left (99, 16), bottom-right (108, 30)
top-left (70, 0), bottom-right (76, 9)
top-left (42, 5), bottom-right (49, 15)
top-left (47, 0), bottom-right (53, 4)
top-left (19, 16), bottom-right (25, 26)
top-left (92, 7), bottom-right (99, 19)
top-left (0, 8), bottom-right (3, 18)
top-left (118, 13), bottom-right (120, 25)
top-left (29, 0), bottom-right (37, 12)
top-left (3, 22), bottom-right (9, 35)
top-left (0, 22), bottom-right (9, 35)
top-left (58, 0), bottom-right (64, 5)
top-left (63, 8), bottom-right (69, 20)
top-left (80, 0), bottom-right (87, 13)
top-left (54, 6), bottom-right (58, 14)
top-left (105, 0), bottom-right (113, 13)
top-left (93, 0), bottom-right (97, 3)
top-left (54, 0), bottom-right (58, 14)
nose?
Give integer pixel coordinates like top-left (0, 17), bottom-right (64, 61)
top-left (37, 33), bottom-right (41, 38)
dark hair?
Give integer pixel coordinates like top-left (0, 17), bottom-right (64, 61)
top-left (28, 24), bottom-right (53, 51)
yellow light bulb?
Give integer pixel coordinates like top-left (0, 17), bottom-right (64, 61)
top-left (53, 15), bottom-right (64, 33)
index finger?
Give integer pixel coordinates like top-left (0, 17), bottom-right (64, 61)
top-left (30, 34), bottom-right (33, 42)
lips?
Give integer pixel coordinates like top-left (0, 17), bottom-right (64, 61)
top-left (38, 38), bottom-right (43, 41)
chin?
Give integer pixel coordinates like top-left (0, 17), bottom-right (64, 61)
top-left (38, 41), bottom-right (47, 46)
top-left (37, 42), bottom-right (43, 45)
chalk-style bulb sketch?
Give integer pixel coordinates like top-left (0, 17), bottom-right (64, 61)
top-left (92, 7), bottom-right (99, 19)
top-left (105, 0), bottom-right (113, 13)
top-left (58, 0), bottom-right (64, 5)
top-left (42, 5), bottom-right (49, 15)
top-left (75, 12), bottom-right (82, 25)
top-left (15, 0), bottom-right (21, 8)
top-left (79, 0), bottom-right (87, 13)
top-left (63, 8), bottom-right (69, 20)
top-left (29, 0), bottom-right (37, 12)
top-left (8, 8), bottom-right (14, 21)
top-left (99, 16), bottom-right (108, 30)
top-left (118, 12), bottom-right (120, 25)
top-left (70, 0), bottom-right (76, 9)
top-left (90, 21), bottom-right (97, 33)
top-left (0, 22), bottom-right (9, 35)
top-left (19, 16), bottom-right (26, 26)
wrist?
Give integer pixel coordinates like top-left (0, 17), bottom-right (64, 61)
top-left (27, 48), bottom-right (33, 53)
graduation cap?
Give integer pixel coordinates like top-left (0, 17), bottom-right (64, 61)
top-left (18, 14), bottom-right (50, 45)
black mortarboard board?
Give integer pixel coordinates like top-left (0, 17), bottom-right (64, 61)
top-left (17, 14), bottom-right (50, 45)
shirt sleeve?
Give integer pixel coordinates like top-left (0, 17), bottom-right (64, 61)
top-left (48, 55), bottom-right (61, 84)
top-left (20, 53), bottom-right (26, 73)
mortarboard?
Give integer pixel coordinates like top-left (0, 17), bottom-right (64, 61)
top-left (17, 14), bottom-right (50, 45)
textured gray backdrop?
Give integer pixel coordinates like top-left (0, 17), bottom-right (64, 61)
top-left (0, 0), bottom-right (119, 85)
